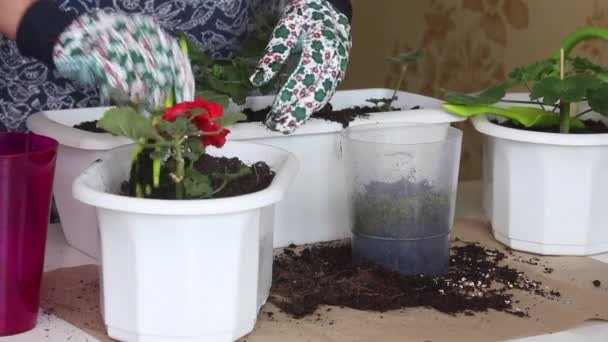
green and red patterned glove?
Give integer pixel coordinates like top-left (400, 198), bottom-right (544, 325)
top-left (52, 10), bottom-right (194, 110)
top-left (250, 0), bottom-right (352, 134)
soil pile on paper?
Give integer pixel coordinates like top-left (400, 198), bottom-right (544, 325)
top-left (270, 240), bottom-right (561, 319)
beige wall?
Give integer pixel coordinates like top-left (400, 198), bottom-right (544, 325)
top-left (341, 0), bottom-right (608, 180)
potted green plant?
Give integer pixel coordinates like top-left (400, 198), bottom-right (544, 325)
top-left (441, 27), bottom-right (608, 256)
top-left (72, 94), bottom-right (298, 341)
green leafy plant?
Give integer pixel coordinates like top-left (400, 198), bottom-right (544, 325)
top-left (183, 13), bottom-right (290, 108)
top-left (97, 34), bottom-right (248, 200)
top-left (441, 27), bottom-right (608, 133)
top-left (366, 49), bottom-right (424, 112)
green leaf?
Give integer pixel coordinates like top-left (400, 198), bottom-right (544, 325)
top-left (387, 49), bottom-right (424, 64)
top-left (184, 168), bottom-right (213, 198)
top-left (571, 57), bottom-right (608, 75)
top-left (509, 58), bottom-right (558, 82)
top-left (587, 83), bottom-right (608, 117)
top-left (442, 84), bottom-right (509, 105)
top-left (194, 90), bottom-right (231, 109)
top-left (97, 107), bottom-right (159, 141)
top-left (530, 74), bottom-right (603, 104)
top-left (158, 116), bottom-right (191, 137)
top-left (214, 112), bottom-right (248, 127)
top-left (441, 104), bottom-right (585, 129)
top-left (184, 138), bottom-right (204, 162)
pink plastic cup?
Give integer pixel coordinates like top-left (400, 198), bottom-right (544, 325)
top-left (0, 132), bottom-right (58, 336)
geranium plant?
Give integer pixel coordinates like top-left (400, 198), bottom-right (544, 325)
top-left (366, 49), bottom-right (424, 111)
top-left (97, 95), bottom-right (247, 200)
top-left (441, 27), bottom-right (608, 133)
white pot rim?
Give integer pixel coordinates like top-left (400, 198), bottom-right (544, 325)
top-left (72, 141), bottom-right (299, 216)
top-left (471, 115), bottom-right (608, 146)
top-left (26, 107), bottom-right (132, 150)
top-left (26, 89), bottom-right (465, 147)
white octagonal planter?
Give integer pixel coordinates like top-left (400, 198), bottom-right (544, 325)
top-left (28, 88), bottom-right (464, 256)
top-left (73, 141), bottom-right (298, 342)
top-left (474, 93), bottom-right (608, 255)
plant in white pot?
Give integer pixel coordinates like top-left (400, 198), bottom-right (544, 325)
top-left (73, 95), bottom-right (298, 341)
top-left (27, 32), bottom-right (464, 256)
top-left (441, 27), bottom-right (608, 256)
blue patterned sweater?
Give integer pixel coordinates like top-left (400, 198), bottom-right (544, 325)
top-left (0, 0), bottom-right (351, 132)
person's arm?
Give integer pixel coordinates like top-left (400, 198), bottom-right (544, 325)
top-left (0, 0), bottom-right (34, 40)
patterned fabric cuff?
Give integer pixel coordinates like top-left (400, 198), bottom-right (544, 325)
top-left (327, 0), bottom-right (352, 21)
top-left (16, 0), bottom-right (76, 66)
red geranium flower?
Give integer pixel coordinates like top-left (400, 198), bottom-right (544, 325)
top-left (162, 98), bottom-right (230, 148)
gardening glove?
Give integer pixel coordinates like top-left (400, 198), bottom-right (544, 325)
top-left (16, 0), bottom-right (194, 110)
top-left (250, 0), bottom-right (353, 134)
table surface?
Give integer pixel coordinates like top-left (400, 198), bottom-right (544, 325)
top-left (1, 181), bottom-right (607, 342)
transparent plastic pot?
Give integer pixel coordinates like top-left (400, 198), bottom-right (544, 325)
top-left (0, 132), bottom-right (58, 336)
top-left (341, 123), bottom-right (462, 276)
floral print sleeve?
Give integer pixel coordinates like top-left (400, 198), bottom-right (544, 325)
top-left (0, 0), bottom-right (259, 132)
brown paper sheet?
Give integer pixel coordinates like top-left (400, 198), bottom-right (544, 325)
top-left (41, 219), bottom-right (608, 342)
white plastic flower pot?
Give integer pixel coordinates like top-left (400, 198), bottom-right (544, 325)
top-left (474, 93), bottom-right (608, 255)
top-left (72, 141), bottom-right (298, 342)
top-left (26, 108), bottom-right (131, 259)
top-left (229, 88), bottom-right (465, 247)
top-left (27, 88), bottom-right (463, 256)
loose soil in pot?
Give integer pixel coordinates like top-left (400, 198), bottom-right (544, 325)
top-left (242, 103), bottom-right (420, 128)
top-left (352, 178), bottom-right (453, 275)
top-left (73, 120), bottom-right (108, 133)
top-left (73, 104), bottom-right (421, 132)
top-left (120, 152), bottom-right (275, 199)
top-left (492, 119), bottom-right (608, 134)
top-left (270, 240), bottom-right (561, 320)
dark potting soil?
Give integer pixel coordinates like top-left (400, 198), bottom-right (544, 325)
top-left (352, 178), bottom-right (453, 275)
top-left (72, 120), bottom-right (108, 133)
top-left (270, 241), bottom-right (561, 319)
top-left (121, 152), bottom-right (275, 199)
top-left (492, 119), bottom-right (608, 134)
top-left (242, 103), bottom-right (420, 128)
top-left (73, 104), bottom-right (420, 132)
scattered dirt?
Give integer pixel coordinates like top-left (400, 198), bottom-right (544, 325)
top-left (121, 152), bottom-right (274, 199)
top-left (72, 120), bottom-right (107, 133)
top-left (492, 119), bottom-right (608, 134)
top-left (270, 241), bottom-right (561, 319)
top-left (242, 103), bottom-right (420, 128)
top-left (593, 280), bottom-right (602, 287)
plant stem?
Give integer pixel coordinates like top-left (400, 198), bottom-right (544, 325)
top-left (384, 65), bottom-right (407, 111)
top-left (525, 83), bottom-right (547, 111)
top-left (498, 99), bottom-right (558, 107)
top-left (559, 49), bottom-right (570, 134)
top-left (560, 101), bottom-right (571, 133)
top-left (556, 27), bottom-right (608, 58)
top-left (175, 144), bottom-right (185, 200)
top-left (576, 108), bottom-right (593, 118)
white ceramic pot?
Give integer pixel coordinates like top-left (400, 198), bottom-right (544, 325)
top-left (28, 88), bottom-right (463, 255)
top-left (474, 94), bottom-right (608, 255)
top-left (72, 141), bottom-right (297, 342)
top-left (26, 107), bottom-right (131, 259)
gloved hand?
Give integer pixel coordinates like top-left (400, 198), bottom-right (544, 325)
top-left (16, 1), bottom-right (194, 110)
top-left (250, 0), bottom-right (352, 134)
